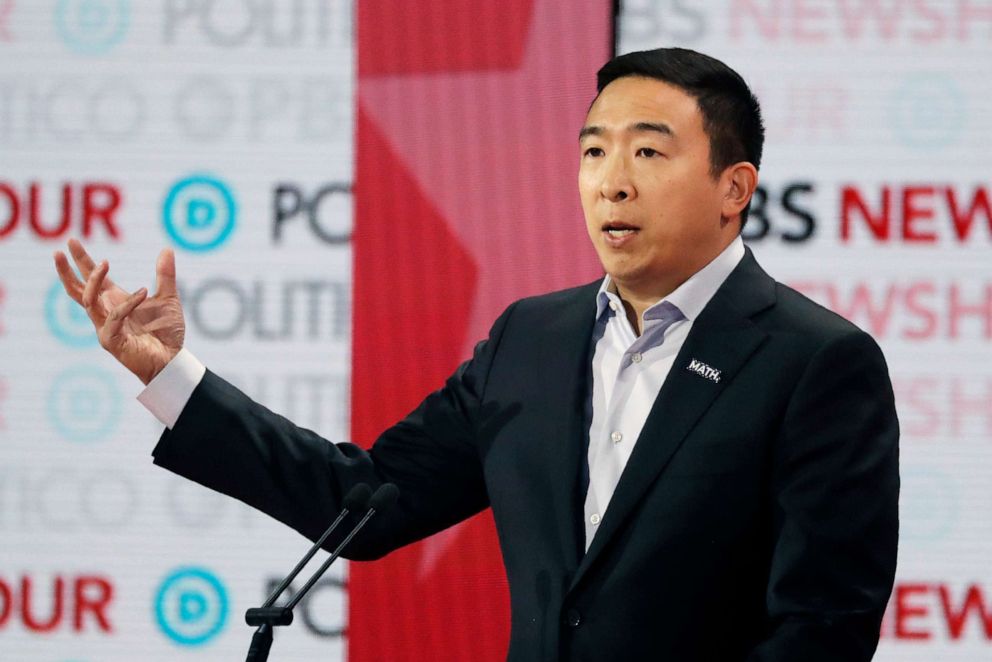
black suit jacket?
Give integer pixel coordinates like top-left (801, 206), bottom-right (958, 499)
top-left (152, 248), bottom-right (899, 661)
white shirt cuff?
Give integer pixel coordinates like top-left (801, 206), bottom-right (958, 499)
top-left (137, 347), bottom-right (207, 429)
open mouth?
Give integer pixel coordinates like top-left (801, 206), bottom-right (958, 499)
top-left (601, 221), bottom-right (639, 238)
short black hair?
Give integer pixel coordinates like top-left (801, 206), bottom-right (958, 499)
top-left (595, 47), bottom-right (764, 228)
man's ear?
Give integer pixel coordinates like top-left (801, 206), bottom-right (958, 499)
top-left (721, 162), bottom-right (758, 222)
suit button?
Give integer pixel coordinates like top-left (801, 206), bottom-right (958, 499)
top-left (564, 608), bottom-right (581, 627)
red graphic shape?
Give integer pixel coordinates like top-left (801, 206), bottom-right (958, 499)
top-left (350, 103), bottom-right (506, 661)
top-left (352, 1), bottom-right (611, 660)
top-left (351, 104), bottom-right (478, 447)
top-left (359, 0), bottom-right (535, 75)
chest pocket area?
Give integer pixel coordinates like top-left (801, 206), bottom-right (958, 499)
top-left (664, 439), bottom-right (753, 477)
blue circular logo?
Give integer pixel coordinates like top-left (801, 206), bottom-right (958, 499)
top-left (901, 466), bottom-right (957, 543)
top-left (45, 280), bottom-right (99, 348)
top-left (162, 175), bottom-right (237, 252)
top-left (890, 74), bottom-right (965, 150)
top-left (55, 0), bottom-right (129, 55)
top-left (155, 567), bottom-right (229, 646)
top-left (47, 365), bottom-right (121, 443)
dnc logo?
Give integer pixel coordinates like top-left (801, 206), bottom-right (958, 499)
top-left (55, 0), bottom-right (130, 55)
top-left (45, 279), bottom-right (98, 348)
top-left (47, 365), bottom-right (121, 443)
top-left (162, 174), bottom-right (237, 252)
top-left (154, 566), bottom-right (229, 646)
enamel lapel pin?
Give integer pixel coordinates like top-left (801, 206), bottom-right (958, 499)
top-left (686, 358), bottom-right (721, 383)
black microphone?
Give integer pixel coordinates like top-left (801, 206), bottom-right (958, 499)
top-left (284, 482), bottom-right (399, 610)
top-left (259, 483), bottom-right (372, 610)
top-left (243, 483), bottom-right (399, 662)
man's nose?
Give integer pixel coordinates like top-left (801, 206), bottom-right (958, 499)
top-left (600, 157), bottom-right (635, 202)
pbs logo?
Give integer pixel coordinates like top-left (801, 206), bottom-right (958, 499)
top-left (162, 175), bottom-right (237, 252)
top-left (154, 567), bottom-right (229, 646)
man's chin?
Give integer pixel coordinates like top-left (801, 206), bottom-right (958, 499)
top-left (603, 265), bottom-right (647, 289)
top-left (602, 261), bottom-right (683, 299)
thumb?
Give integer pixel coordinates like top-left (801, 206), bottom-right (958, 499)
top-left (154, 248), bottom-right (178, 298)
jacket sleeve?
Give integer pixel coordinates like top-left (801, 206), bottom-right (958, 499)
top-left (151, 301), bottom-right (518, 560)
top-left (746, 330), bottom-right (900, 661)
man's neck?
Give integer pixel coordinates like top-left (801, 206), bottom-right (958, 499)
top-left (615, 285), bottom-right (675, 336)
top-left (611, 235), bottom-right (740, 335)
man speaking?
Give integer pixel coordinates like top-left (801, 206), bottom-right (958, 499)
top-left (54, 48), bottom-right (899, 661)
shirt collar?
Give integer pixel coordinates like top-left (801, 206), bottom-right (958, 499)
top-left (595, 235), bottom-right (746, 323)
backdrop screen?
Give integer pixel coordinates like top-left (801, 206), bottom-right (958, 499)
top-left (1, 1), bottom-right (355, 659)
top-left (1, 1), bottom-right (989, 661)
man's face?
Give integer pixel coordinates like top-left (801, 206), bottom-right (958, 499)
top-left (579, 76), bottom-right (737, 298)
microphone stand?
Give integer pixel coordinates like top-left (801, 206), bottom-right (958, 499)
top-left (243, 483), bottom-right (397, 662)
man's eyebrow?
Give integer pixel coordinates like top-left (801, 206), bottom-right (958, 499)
top-left (631, 121), bottom-right (675, 138)
top-left (578, 125), bottom-right (602, 141)
top-left (579, 122), bottom-right (676, 141)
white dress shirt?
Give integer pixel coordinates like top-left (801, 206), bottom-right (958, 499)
top-left (582, 236), bottom-right (744, 549)
top-left (137, 346), bottom-right (206, 429)
top-left (137, 237), bottom-right (746, 551)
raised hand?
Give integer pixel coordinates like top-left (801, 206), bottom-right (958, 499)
top-left (53, 239), bottom-right (186, 385)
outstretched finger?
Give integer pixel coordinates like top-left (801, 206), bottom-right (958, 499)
top-left (82, 260), bottom-right (110, 326)
top-left (53, 251), bottom-right (85, 304)
top-left (154, 248), bottom-right (178, 298)
top-left (102, 288), bottom-right (148, 346)
top-left (67, 238), bottom-right (99, 279)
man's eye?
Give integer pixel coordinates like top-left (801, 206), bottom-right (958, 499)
top-left (637, 148), bottom-right (660, 157)
top-left (583, 147), bottom-right (604, 157)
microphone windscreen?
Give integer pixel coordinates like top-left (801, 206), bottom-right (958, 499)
top-left (342, 483), bottom-right (373, 512)
top-left (369, 483), bottom-right (400, 513)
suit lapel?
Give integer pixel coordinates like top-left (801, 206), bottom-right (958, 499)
top-left (535, 281), bottom-right (601, 573)
top-left (568, 248), bottom-right (777, 592)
